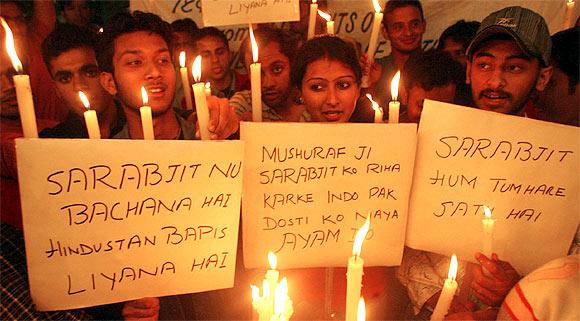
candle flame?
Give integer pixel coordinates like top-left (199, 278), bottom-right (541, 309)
top-left (483, 206), bottom-right (492, 219)
top-left (366, 93), bottom-right (381, 112)
top-left (192, 55), bottom-right (202, 82)
top-left (249, 24), bottom-right (259, 63)
top-left (98, 27), bottom-right (103, 33)
top-left (141, 86), bottom-right (149, 105)
top-left (78, 91), bottom-right (90, 110)
top-left (357, 298), bottom-right (366, 321)
top-left (274, 278), bottom-right (288, 316)
top-left (352, 215), bottom-right (370, 257)
top-left (313, 0), bottom-right (317, 3)
top-left (250, 285), bottom-right (260, 301)
top-left (268, 251), bottom-right (277, 270)
top-left (179, 51), bottom-right (186, 68)
top-left (1, 17), bottom-right (23, 73)
top-left (372, 0), bottom-right (382, 13)
top-left (568, 0), bottom-right (574, 4)
top-left (448, 254), bottom-right (458, 281)
top-left (390, 70), bottom-right (401, 101)
top-left (318, 10), bottom-right (331, 22)
top-left (205, 82), bottom-right (211, 89)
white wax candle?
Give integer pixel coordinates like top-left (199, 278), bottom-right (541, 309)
top-left (83, 110), bottom-right (101, 139)
top-left (367, 13), bottom-right (383, 62)
top-left (14, 75), bottom-right (38, 138)
top-left (250, 63), bottom-right (262, 122)
top-left (192, 55), bottom-right (211, 140)
top-left (140, 107), bottom-right (154, 140)
top-left (346, 255), bottom-right (364, 321)
top-left (2, 17), bottom-right (38, 138)
top-left (389, 70), bottom-right (401, 123)
top-left (482, 206), bottom-right (495, 258)
top-left (430, 255), bottom-right (458, 321)
top-left (307, 1), bottom-right (318, 39)
top-left (249, 25), bottom-right (262, 122)
top-left (564, 0), bottom-right (575, 29)
top-left (366, 93), bottom-right (383, 123)
top-left (193, 82), bottom-right (210, 140)
top-left (327, 20), bottom-right (335, 35)
top-left (346, 216), bottom-right (370, 321)
top-left (78, 91), bottom-right (100, 139)
top-left (140, 87), bottom-right (155, 140)
top-left (179, 51), bottom-right (193, 110)
top-left (388, 101), bottom-right (400, 123)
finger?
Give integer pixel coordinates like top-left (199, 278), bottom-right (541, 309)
top-left (207, 97), bottom-right (220, 132)
top-left (475, 252), bottom-right (507, 280)
top-left (471, 282), bottom-right (497, 306)
top-left (131, 297), bottom-right (159, 309)
top-left (122, 306), bottom-right (159, 319)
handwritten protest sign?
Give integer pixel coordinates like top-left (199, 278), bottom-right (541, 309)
top-left (406, 100), bottom-right (579, 274)
top-left (16, 139), bottom-right (244, 311)
top-left (201, 0), bottom-right (299, 26)
top-left (241, 122), bottom-right (417, 269)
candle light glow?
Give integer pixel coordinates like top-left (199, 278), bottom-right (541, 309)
top-left (139, 86), bottom-right (155, 140)
top-left (430, 254), bottom-right (459, 321)
top-left (482, 206), bottom-right (495, 258)
top-left (2, 17), bottom-right (38, 138)
top-left (318, 10), bottom-right (334, 35)
top-left (366, 93), bottom-right (383, 123)
top-left (388, 71), bottom-right (401, 123)
top-left (79, 91), bottom-right (101, 139)
top-left (192, 55), bottom-right (211, 140)
top-left (357, 298), bottom-right (366, 321)
top-left (346, 215), bottom-right (370, 321)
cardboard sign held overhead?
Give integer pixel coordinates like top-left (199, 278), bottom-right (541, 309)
top-left (407, 100), bottom-right (579, 274)
top-left (201, 0), bottom-right (299, 27)
top-left (241, 122), bottom-right (417, 269)
top-left (16, 139), bottom-right (244, 311)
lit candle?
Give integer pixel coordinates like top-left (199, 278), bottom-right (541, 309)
top-left (191, 55), bottom-right (211, 140)
top-left (366, 94), bottom-right (383, 123)
top-left (357, 298), bottom-right (365, 321)
top-left (564, 0), bottom-right (575, 29)
top-left (249, 25), bottom-right (262, 122)
top-left (266, 251), bottom-right (279, 296)
top-left (318, 10), bottom-right (334, 35)
top-left (179, 51), bottom-right (194, 110)
top-left (273, 278), bottom-right (293, 321)
top-left (140, 86), bottom-right (154, 140)
top-left (361, 0), bottom-right (384, 88)
top-left (482, 206), bottom-right (495, 258)
top-left (78, 91), bottom-right (100, 139)
top-left (1, 18), bottom-right (38, 138)
top-left (388, 71), bottom-right (401, 124)
top-left (346, 215), bottom-right (370, 321)
top-left (204, 82), bottom-right (212, 97)
top-left (251, 283), bottom-right (269, 321)
top-left (430, 254), bottom-right (458, 321)
top-left (307, 0), bottom-right (318, 39)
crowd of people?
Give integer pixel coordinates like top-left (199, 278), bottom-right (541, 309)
top-left (1, 0), bottom-right (578, 320)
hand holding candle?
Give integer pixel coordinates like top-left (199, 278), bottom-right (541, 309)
top-left (179, 51), bottom-right (194, 110)
top-left (318, 10), bottom-right (334, 35)
top-left (366, 94), bottom-right (383, 123)
top-left (430, 254), bottom-right (458, 321)
top-left (388, 71), bottom-right (401, 124)
top-left (307, 0), bottom-right (319, 39)
top-left (191, 55), bottom-right (211, 140)
top-left (2, 17), bottom-right (38, 138)
top-left (140, 87), bottom-right (155, 140)
top-left (79, 91), bottom-right (101, 139)
top-left (346, 215), bottom-right (370, 321)
top-left (249, 25), bottom-right (262, 122)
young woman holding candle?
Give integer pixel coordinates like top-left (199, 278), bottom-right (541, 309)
top-left (279, 35), bottom-right (394, 320)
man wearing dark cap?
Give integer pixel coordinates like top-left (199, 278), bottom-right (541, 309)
top-left (466, 6), bottom-right (553, 116)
